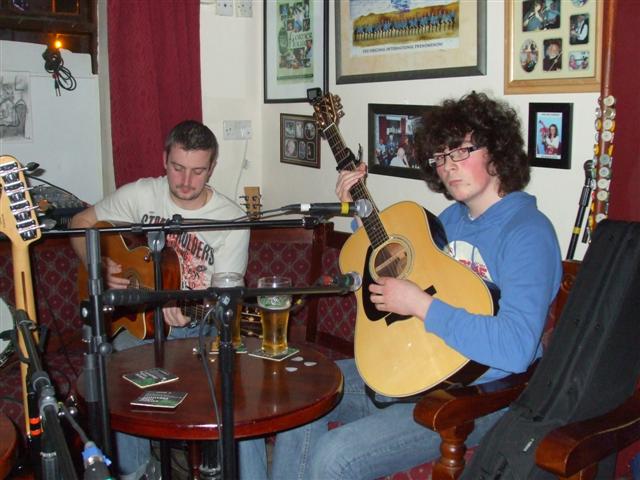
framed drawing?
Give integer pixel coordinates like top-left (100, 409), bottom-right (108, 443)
top-left (528, 102), bottom-right (573, 169)
top-left (335, 0), bottom-right (486, 84)
top-left (280, 113), bottom-right (321, 168)
top-left (368, 103), bottom-right (432, 180)
top-left (505, 0), bottom-right (602, 94)
top-left (264, 0), bottom-right (329, 103)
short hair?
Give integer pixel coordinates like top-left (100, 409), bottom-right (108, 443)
top-left (414, 91), bottom-right (530, 198)
top-left (164, 120), bottom-right (219, 165)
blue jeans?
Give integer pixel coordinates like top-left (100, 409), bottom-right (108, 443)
top-left (270, 359), bottom-right (505, 480)
top-left (113, 326), bottom-right (267, 479)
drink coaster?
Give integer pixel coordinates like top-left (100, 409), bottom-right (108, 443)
top-left (248, 346), bottom-right (300, 362)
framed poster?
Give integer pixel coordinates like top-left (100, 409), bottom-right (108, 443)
top-left (280, 113), bottom-right (321, 168)
top-left (528, 102), bottom-right (573, 169)
top-left (264, 0), bottom-right (329, 103)
top-left (505, 0), bottom-right (602, 94)
top-left (335, 0), bottom-right (486, 84)
top-left (368, 103), bottom-right (432, 180)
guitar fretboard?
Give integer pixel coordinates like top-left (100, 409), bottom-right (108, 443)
top-left (323, 123), bottom-right (389, 249)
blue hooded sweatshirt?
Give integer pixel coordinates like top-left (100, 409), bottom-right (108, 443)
top-left (426, 191), bottom-right (562, 383)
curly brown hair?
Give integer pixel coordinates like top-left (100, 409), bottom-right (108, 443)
top-left (414, 91), bottom-right (530, 199)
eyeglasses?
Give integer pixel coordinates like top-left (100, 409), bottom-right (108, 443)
top-left (428, 146), bottom-right (480, 168)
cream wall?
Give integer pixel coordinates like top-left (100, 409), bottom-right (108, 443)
top-left (200, 1), bottom-right (596, 260)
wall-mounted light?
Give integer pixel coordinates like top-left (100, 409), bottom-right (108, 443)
top-left (42, 36), bottom-right (76, 96)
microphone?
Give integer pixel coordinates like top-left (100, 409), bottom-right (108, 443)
top-left (283, 199), bottom-right (373, 218)
top-left (319, 272), bottom-right (362, 292)
top-left (103, 288), bottom-right (218, 307)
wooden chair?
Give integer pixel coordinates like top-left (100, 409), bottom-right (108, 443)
top-left (535, 386), bottom-right (640, 479)
top-left (412, 260), bottom-right (581, 480)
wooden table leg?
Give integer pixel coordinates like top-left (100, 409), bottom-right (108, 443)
top-left (188, 441), bottom-right (201, 480)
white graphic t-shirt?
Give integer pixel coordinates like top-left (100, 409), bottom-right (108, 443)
top-left (94, 177), bottom-right (249, 290)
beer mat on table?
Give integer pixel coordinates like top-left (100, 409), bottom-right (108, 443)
top-left (248, 346), bottom-right (300, 362)
top-left (130, 390), bottom-right (188, 409)
top-left (209, 342), bottom-right (248, 354)
top-left (122, 367), bottom-right (179, 389)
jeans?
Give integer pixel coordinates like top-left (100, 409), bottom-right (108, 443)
top-left (113, 326), bottom-right (267, 479)
top-left (270, 358), bottom-right (505, 480)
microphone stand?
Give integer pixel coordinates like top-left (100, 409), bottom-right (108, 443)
top-left (82, 228), bottom-right (113, 457)
top-left (146, 230), bottom-right (173, 479)
top-left (16, 311), bottom-right (78, 480)
top-left (567, 160), bottom-right (594, 260)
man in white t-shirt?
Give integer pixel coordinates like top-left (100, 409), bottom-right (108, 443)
top-left (69, 120), bottom-right (262, 479)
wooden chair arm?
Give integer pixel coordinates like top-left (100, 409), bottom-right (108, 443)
top-left (414, 363), bottom-right (536, 431)
top-left (536, 389), bottom-right (640, 478)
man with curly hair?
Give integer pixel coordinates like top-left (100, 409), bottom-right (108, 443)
top-left (266, 92), bottom-right (563, 479)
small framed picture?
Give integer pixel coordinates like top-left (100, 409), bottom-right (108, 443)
top-left (264, 0), bottom-right (328, 103)
top-left (368, 103), bottom-right (433, 180)
top-left (528, 102), bottom-right (573, 169)
top-left (280, 113), bottom-right (321, 168)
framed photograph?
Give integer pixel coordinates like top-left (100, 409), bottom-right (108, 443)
top-left (335, 1), bottom-right (486, 84)
top-left (505, 0), bottom-right (602, 94)
top-left (264, 0), bottom-right (329, 103)
top-left (528, 102), bottom-right (573, 169)
top-left (280, 113), bottom-right (321, 168)
top-left (368, 103), bottom-right (432, 180)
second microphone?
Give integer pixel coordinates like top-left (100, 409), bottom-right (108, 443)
top-left (283, 199), bottom-right (373, 218)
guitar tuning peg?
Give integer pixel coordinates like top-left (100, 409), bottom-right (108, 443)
top-left (338, 111), bottom-right (345, 119)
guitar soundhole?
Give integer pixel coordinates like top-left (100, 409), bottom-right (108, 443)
top-left (372, 240), bottom-right (410, 280)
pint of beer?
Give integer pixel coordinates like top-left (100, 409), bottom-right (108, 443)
top-left (211, 272), bottom-right (244, 347)
top-left (257, 276), bottom-right (292, 355)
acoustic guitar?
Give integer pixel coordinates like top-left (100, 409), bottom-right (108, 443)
top-left (77, 222), bottom-right (213, 340)
top-left (0, 156), bottom-right (42, 434)
top-left (309, 91), bottom-right (496, 398)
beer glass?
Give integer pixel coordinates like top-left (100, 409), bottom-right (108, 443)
top-left (211, 272), bottom-right (244, 348)
top-left (257, 276), bottom-right (292, 355)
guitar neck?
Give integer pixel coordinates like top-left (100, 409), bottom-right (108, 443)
top-left (323, 123), bottom-right (390, 249)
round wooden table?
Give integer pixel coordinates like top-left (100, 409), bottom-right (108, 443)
top-left (78, 337), bottom-right (343, 477)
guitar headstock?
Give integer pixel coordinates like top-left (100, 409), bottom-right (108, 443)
top-left (241, 186), bottom-right (262, 220)
top-left (307, 88), bottom-right (345, 132)
top-left (0, 156), bottom-right (42, 245)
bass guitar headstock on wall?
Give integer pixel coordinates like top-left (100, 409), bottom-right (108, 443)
top-left (307, 88), bottom-right (344, 133)
top-left (0, 155), bottom-right (42, 246)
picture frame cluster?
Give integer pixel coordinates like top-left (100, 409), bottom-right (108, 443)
top-left (279, 113), bottom-right (321, 168)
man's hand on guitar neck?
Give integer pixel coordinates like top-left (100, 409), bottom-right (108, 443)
top-left (369, 276), bottom-right (433, 321)
top-left (336, 163), bottom-right (367, 227)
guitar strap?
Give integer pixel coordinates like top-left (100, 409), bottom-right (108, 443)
top-left (365, 385), bottom-right (423, 408)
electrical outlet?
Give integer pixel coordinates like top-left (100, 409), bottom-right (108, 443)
top-left (236, 0), bottom-right (252, 18)
top-left (216, 0), bottom-right (233, 17)
top-left (223, 120), bottom-right (252, 140)
top-left (223, 120), bottom-right (237, 140)
top-left (238, 120), bottom-right (252, 139)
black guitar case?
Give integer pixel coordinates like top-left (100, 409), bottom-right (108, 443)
top-left (462, 220), bottom-right (640, 480)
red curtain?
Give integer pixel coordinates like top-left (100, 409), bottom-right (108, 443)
top-left (107, 0), bottom-right (202, 187)
top-left (607, 0), bottom-right (640, 222)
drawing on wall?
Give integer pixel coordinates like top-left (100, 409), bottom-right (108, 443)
top-left (0, 72), bottom-right (33, 142)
